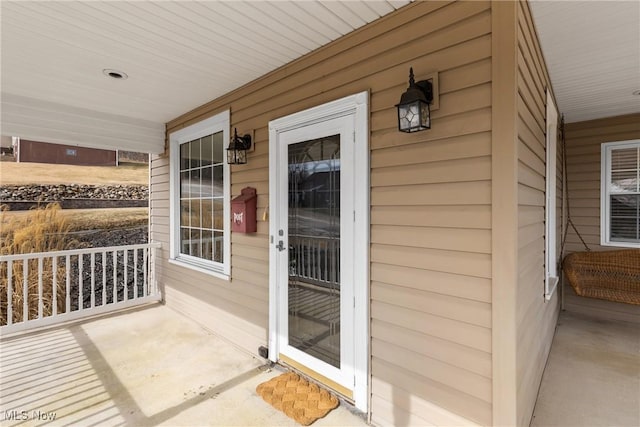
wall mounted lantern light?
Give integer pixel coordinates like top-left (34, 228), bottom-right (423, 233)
top-left (396, 67), bottom-right (433, 133)
top-left (227, 128), bottom-right (252, 165)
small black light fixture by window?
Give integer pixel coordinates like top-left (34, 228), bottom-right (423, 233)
top-left (396, 67), bottom-right (433, 133)
top-left (227, 128), bottom-right (252, 165)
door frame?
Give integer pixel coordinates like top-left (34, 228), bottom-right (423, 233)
top-left (268, 91), bottom-right (370, 411)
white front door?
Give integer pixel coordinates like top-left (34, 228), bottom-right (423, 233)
top-left (268, 92), bottom-right (369, 409)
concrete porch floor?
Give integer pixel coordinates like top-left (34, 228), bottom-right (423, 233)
top-left (0, 305), bottom-right (367, 427)
top-left (531, 310), bottom-right (640, 426)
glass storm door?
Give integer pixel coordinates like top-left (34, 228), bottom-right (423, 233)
top-left (274, 115), bottom-right (355, 396)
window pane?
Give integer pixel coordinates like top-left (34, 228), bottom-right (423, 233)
top-left (212, 165), bottom-right (224, 197)
top-left (190, 229), bottom-right (201, 258)
top-left (189, 139), bottom-right (201, 168)
top-left (180, 200), bottom-right (190, 228)
top-left (213, 198), bottom-right (224, 230)
top-left (611, 147), bottom-right (638, 171)
top-left (201, 166), bottom-right (213, 198)
top-left (201, 199), bottom-right (213, 229)
top-left (190, 199), bottom-right (201, 229)
top-left (190, 169), bottom-right (201, 198)
top-left (180, 171), bottom-right (191, 198)
top-left (180, 228), bottom-right (191, 256)
top-left (180, 143), bottom-right (190, 170)
top-left (214, 231), bottom-right (224, 263)
top-left (201, 134), bottom-right (213, 166)
top-left (212, 131), bottom-right (224, 164)
top-left (202, 230), bottom-right (213, 261)
top-left (611, 170), bottom-right (639, 193)
top-left (610, 194), bottom-right (640, 242)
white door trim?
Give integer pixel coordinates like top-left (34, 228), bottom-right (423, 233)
top-left (268, 91), bottom-right (369, 411)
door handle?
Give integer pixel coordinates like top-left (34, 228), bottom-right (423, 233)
top-left (276, 240), bottom-right (286, 252)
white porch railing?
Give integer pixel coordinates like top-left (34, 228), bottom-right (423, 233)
top-left (0, 242), bottom-right (161, 334)
top-left (289, 235), bottom-right (340, 287)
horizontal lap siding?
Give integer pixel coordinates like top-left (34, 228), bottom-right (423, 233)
top-left (370, 2), bottom-right (493, 424)
top-left (154, 1), bottom-right (493, 425)
top-left (515, 3), bottom-right (561, 426)
top-left (563, 113), bottom-right (640, 323)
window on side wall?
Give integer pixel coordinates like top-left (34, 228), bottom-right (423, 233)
top-left (169, 111), bottom-right (230, 278)
top-left (544, 89), bottom-right (559, 300)
top-left (601, 140), bottom-right (640, 248)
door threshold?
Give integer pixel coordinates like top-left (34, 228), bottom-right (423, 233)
top-left (278, 354), bottom-right (354, 401)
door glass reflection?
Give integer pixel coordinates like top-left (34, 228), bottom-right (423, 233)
top-left (288, 135), bottom-right (341, 368)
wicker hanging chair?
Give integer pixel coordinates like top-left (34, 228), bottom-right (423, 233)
top-left (562, 249), bottom-right (640, 305)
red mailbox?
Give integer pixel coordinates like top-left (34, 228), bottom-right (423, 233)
top-left (231, 187), bottom-right (257, 233)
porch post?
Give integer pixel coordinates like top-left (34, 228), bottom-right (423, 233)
top-left (491, 1), bottom-right (519, 425)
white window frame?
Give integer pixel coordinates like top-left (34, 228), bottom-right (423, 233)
top-left (545, 90), bottom-right (559, 300)
top-left (601, 139), bottom-right (640, 248)
top-left (168, 110), bottom-right (231, 279)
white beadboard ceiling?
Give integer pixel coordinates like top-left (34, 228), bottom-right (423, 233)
top-left (0, 0), bottom-right (409, 153)
top-left (1, 1), bottom-right (638, 154)
top-left (529, 0), bottom-right (640, 124)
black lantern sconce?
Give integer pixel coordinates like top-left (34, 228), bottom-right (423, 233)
top-left (227, 128), bottom-right (252, 165)
top-left (396, 67), bottom-right (433, 133)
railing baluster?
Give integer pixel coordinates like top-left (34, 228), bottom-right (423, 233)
top-left (113, 250), bottom-right (117, 303)
top-left (22, 260), bottom-right (28, 322)
top-left (143, 247), bottom-right (148, 297)
top-left (90, 252), bottom-right (95, 309)
top-left (152, 245), bottom-right (157, 296)
top-left (300, 238), bottom-right (304, 278)
top-left (313, 242), bottom-right (318, 281)
top-left (124, 249), bottom-right (129, 301)
top-left (7, 260), bottom-right (13, 325)
top-left (78, 254), bottom-right (83, 311)
top-left (38, 257), bottom-right (43, 319)
top-left (324, 242), bottom-right (328, 283)
top-left (102, 252), bottom-right (106, 307)
top-left (52, 256), bottom-right (58, 316)
top-left (66, 255), bottom-right (71, 313)
top-left (310, 239), bottom-right (314, 280)
top-left (308, 239), bottom-right (312, 279)
top-left (134, 248), bottom-right (138, 299)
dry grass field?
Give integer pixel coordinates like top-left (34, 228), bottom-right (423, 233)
top-left (1, 207), bottom-right (148, 232)
top-left (0, 161), bottom-right (148, 185)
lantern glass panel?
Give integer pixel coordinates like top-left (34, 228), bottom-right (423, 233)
top-left (420, 102), bottom-right (431, 129)
top-left (398, 99), bottom-right (430, 132)
top-left (227, 147), bottom-right (247, 165)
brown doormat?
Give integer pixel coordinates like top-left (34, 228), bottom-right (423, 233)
top-left (256, 372), bottom-right (340, 425)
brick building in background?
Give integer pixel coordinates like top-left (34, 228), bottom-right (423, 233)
top-left (14, 139), bottom-right (117, 166)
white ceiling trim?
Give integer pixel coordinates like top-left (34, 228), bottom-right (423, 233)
top-left (1, 0), bottom-right (409, 153)
top-left (1, 93), bottom-right (166, 154)
top-left (4, 0), bottom-right (634, 151)
top-left (530, 1), bottom-right (640, 123)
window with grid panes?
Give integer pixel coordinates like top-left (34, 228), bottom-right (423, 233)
top-left (169, 111), bottom-right (229, 277)
top-left (601, 140), bottom-right (640, 247)
top-left (179, 132), bottom-right (225, 262)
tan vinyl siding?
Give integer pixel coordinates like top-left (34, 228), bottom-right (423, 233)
top-left (564, 113), bottom-right (640, 253)
top-left (514, 2), bottom-right (560, 426)
top-left (150, 1), bottom-right (495, 425)
top-left (563, 113), bottom-right (640, 323)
